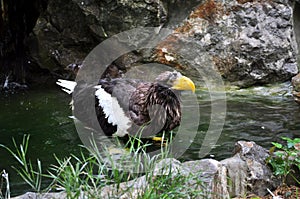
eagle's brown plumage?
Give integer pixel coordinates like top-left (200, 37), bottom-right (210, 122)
top-left (94, 78), bottom-right (181, 137)
top-left (58, 71), bottom-right (195, 137)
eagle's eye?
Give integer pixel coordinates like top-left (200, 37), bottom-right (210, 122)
top-left (167, 71), bottom-right (182, 84)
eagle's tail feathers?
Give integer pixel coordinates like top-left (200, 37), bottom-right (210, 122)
top-left (56, 79), bottom-right (77, 94)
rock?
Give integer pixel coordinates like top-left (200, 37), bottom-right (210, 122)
top-left (153, 158), bottom-right (186, 176)
top-left (221, 141), bottom-right (281, 197)
top-left (0, 0), bottom-right (45, 85)
top-left (27, 0), bottom-right (167, 74)
top-left (151, 0), bottom-right (298, 87)
top-left (183, 159), bottom-right (230, 199)
top-left (100, 175), bottom-right (148, 199)
top-left (11, 158), bottom-right (229, 199)
top-left (23, 0), bottom-right (299, 87)
top-left (101, 158), bottom-right (230, 199)
top-left (226, 82), bottom-right (293, 97)
top-left (12, 192), bottom-right (67, 199)
top-left (2, 0), bottom-right (300, 86)
top-left (221, 156), bottom-right (248, 197)
top-left (292, 90), bottom-right (300, 104)
top-left (292, 73), bottom-right (300, 104)
top-left (293, 1), bottom-right (300, 67)
top-left (12, 141), bottom-right (284, 199)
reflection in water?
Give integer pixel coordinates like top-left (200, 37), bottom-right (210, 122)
top-left (0, 87), bottom-right (299, 195)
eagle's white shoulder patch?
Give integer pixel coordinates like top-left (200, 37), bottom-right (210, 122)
top-left (94, 85), bottom-right (131, 137)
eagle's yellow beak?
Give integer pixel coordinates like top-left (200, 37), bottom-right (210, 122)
top-left (171, 76), bottom-right (195, 93)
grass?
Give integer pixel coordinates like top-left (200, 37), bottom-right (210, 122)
top-left (0, 134), bottom-right (206, 199)
top-left (0, 135), bottom-right (42, 193)
top-left (142, 170), bottom-right (205, 199)
top-left (0, 170), bottom-right (10, 199)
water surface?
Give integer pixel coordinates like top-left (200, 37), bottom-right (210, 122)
top-left (0, 87), bottom-right (81, 195)
top-left (0, 85), bottom-right (299, 195)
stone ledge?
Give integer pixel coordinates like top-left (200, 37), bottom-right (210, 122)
top-left (12, 141), bottom-right (282, 199)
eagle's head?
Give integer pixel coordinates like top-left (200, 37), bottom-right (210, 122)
top-left (155, 71), bottom-right (195, 93)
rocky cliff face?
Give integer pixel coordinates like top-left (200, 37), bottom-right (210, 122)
top-left (151, 0), bottom-right (299, 87)
top-left (0, 0), bottom-right (47, 86)
top-left (27, 0), bottom-right (169, 74)
top-left (1, 0), bottom-right (299, 88)
top-left (292, 73), bottom-right (300, 103)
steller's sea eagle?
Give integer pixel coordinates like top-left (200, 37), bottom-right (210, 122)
top-left (57, 71), bottom-right (195, 138)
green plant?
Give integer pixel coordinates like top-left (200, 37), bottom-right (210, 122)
top-left (1, 133), bottom-right (207, 198)
top-left (46, 142), bottom-right (132, 198)
top-left (44, 133), bottom-right (169, 198)
top-left (0, 135), bottom-right (43, 193)
top-left (0, 170), bottom-right (10, 199)
top-left (267, 137), bottom-right (300, 185)
top-left (142, 170), bottom-right (205, 199)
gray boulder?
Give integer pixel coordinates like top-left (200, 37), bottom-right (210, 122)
top-left (221, 141), bottom-right (280, 197)
top-left (292, 73), bottom-right (300, 104)
top-left (27, 0), bottom-right (167, 73)
top-left (151, 0), bottom-right (298, 87)
top-left (100, 158), bottom-right (229, 199)
top-left (27, 0), bottom-right (299, 87)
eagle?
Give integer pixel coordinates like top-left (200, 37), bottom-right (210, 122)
top-left (57, 71), bottom-right (195, 139)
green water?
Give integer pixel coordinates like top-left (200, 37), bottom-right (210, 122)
top-left (184, 92), bottom-right (300, 161)
top-left (0, 85), bottom-right (299, 196)
top-left (0, 87), bottom-right (81, 195)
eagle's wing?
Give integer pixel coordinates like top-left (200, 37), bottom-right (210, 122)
top-left (95, 79), bottom-right (140, 136)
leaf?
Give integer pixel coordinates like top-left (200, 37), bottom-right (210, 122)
top-left (293, 138), bottom-right (300, 143)
top-left (282, 137), bottom-right (292, 142)
top-left (274, 151), bottom-right (285, 158)
top-left (272, 142), bottom-right (282, 149)
top-left (287, 142), bottom-right (294, 149)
